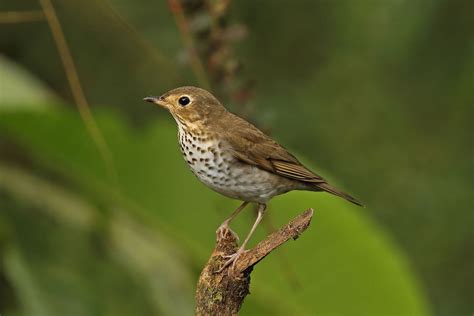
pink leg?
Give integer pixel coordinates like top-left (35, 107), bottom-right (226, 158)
top-left (216, 201), bottom-right (249, 241)
top-left (218, 203), bottom-right (267, 272)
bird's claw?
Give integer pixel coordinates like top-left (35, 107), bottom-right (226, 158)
top-left (216, 224), bottom-right (239, 242)
top-left (216, 248), bottom-right (248, 273)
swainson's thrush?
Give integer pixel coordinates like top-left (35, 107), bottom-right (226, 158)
top-left (144, 86), bottom-right (362, 270)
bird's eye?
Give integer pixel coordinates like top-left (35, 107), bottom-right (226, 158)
top-left (178, 96), bottom-right (190, 106)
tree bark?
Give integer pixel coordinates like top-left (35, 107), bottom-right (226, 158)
top-left (195, 208), bottom-right (314, 315)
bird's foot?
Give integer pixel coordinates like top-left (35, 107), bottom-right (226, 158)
top-left (216, 223), bottom-right (239, 242)
top-left (216, 247), bottom-right (248, 273)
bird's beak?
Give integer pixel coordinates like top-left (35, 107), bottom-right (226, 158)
top-left (143, 95), bottom-right (168, 108)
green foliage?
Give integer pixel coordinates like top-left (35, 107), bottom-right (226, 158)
top-left (0, 107), bottom-right (428, 315)
top-left (0, 55), bottom-right (56, 108)
top-left (1, 0), bottom-right (472, 314)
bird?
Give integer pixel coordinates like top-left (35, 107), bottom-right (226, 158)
top-left (144, 86), bottom-right (362, 270)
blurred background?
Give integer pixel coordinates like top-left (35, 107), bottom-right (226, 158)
top-left (0, 0), bottom-right (472, 315)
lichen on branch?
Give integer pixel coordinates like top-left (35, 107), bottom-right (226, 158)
top-left (195, 209), bottom-right (314, 315)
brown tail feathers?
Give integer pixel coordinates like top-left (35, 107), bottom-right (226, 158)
top-left (314, 182), bottom-right (363, 207)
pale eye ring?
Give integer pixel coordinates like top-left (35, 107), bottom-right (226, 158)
top-left (178, 96), bottom-right (190, 106)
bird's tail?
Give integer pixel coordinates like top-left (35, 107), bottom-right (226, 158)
top-left (314, 182), bottom-right (363, 207)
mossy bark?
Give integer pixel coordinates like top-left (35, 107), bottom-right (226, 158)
top-left (195, 209), bottom-right (314, 315)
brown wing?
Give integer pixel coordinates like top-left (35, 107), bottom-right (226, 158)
top-left (222, 113), bottom-right (326, 184)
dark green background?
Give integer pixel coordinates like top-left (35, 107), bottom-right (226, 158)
top-left (1, 0), bottom-right (472, 315)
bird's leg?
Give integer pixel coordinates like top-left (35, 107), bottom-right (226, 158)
top-left (216, 201), bottom-right (249, 241)
top-left (237, 203), bottom-right (266, 251)
top-left (218, 203), bottom-right (267, 272)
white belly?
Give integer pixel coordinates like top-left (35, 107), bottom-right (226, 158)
top-left (178, 128), bottom-right (293, 203)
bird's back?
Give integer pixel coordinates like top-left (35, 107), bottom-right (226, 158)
top-left (218, 111), bottom-right (363, 206)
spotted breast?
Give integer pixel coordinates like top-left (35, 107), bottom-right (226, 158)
top-left (177, 124), bottom-right (297, 203)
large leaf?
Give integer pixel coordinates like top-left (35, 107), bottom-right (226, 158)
top-left (0, 55), bottom-right (57, 109)
top-left (0, 107), bottom-right (429, 315)
top-left (0, 163), bottom-right (194, 316)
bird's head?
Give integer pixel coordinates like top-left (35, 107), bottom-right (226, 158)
top-left (144, 86), bottom-right (226, 125)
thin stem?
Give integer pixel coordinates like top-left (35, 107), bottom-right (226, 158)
top-left (38, 0), bottom-right (117, 184)
top-left (0, 10), bottom-right (44, 23)
top-left (168, 0), bottom-right (211, 90)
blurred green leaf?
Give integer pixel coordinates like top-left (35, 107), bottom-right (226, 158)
top-left (234, 2), bottom-right (474, 314)
top-left (0, 107), bottom-right (429, 315)
top-left (0, 55), bottom-right (57, 109)
top-left (0, 163), bottom-right (194, 315)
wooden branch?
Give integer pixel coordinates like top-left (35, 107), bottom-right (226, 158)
top-left (195, 208), bottom-right (314, 315)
